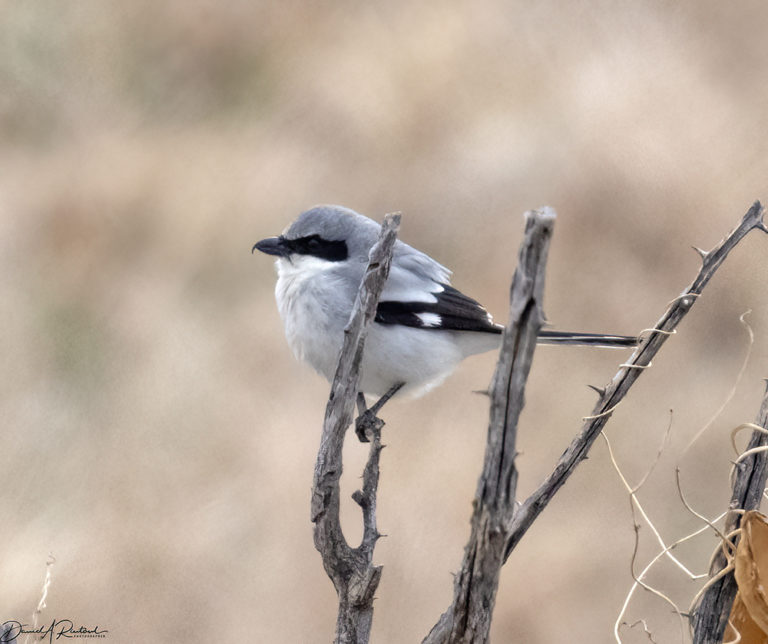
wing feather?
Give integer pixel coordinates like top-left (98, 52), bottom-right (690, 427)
top-left (376, 283), bottom-right (501, 334)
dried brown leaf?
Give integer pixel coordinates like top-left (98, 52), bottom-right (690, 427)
top-left (727, 511), bottom-right (768, 642)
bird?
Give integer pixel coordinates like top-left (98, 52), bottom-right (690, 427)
top-left (253, 204), bottom-right (637, 411)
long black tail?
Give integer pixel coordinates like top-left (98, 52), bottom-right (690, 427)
top-left (537, 330), bottom-right (638, 348)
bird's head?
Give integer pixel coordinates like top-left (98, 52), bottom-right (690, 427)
top-left (252, 205), bottom-right (381, 266)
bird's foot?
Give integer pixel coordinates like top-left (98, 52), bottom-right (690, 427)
top-left (353, 383), bottom-right (404, 443)
top-left (354, 408), bottom-right (385, 443)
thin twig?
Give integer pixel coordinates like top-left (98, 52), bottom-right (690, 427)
top-left (310, 213), bottom-right (401, 644)
top-left (601, 420), bottom-right (700, 578)
top-left (730, 424), bottom-right (767, 458)
top-left (682, 311), bottom-right (755, 454)
top-left (615, 514), bottom-right (726, 643)
top-left (624, 619), bottom-right (660, 644)
top-left (675, 467), bottom-right (733, 554)
top-left (601, 429), bottom-right (687, 644)
top-left (22, 554), bottom-right (56, 644)
top-left (627, 521), bottom-right (688, 644)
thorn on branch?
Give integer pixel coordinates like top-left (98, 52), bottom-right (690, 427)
top-left (692, 246), bottom-right (709, 261)
top-left (667, 292), bottom-right (701, 308)
top-left (587, 384), bottom-right (606, 397)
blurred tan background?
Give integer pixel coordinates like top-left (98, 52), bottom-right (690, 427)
top-left (2, 2), bottom-right (768, 642)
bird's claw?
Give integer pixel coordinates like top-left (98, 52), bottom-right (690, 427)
top-left (354, 409), bottom-right (384, 443)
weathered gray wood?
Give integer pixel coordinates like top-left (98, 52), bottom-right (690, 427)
top-left (504, 201), bottom-right (767, 561)
top-left (691, 384), bottom-right (768, 643)
top-left (423, 201), bottom-right (766, 644)
top-left (424, 207), bottom-right (556, 644)
top-left (310, 213), bottom-right (401, 644)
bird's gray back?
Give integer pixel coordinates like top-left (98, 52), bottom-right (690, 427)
top-left (287, 205), bottom-right (451, 286)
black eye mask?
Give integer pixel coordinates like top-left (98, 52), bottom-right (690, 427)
top-left (283, 234), bottom-right (348, 262)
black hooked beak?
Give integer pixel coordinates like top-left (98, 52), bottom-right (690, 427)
top-left (252, 236), bottom-right (290, 257)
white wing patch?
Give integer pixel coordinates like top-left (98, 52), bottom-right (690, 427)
top-left (416, 312), bottom-right (442, 327)
top-left (381, 267), bottom-right (445, 304)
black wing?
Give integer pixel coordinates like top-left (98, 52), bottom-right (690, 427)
top-left (375, 284), bottom-right (502, 334)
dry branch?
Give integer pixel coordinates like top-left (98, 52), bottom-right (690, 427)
top-left (423, 201), bottom-right (765, 644)
top-left (424, 207), bottom-right (556, 643)
top-left (504, 201), bottom-right (766, 560)
top-left (310, 213), bottom-right (401, 644)
top-left (691, 384), bottom-right (768, 643)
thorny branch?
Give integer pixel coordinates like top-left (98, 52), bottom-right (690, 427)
top-left (310, 213), bottom-right (401, 644)
top-left (504, 201), bottom-right (767, 560)
top-left (423, 201), bottom-right (766, 644)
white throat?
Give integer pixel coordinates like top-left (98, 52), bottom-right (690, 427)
top-left (273, 254), bottom-right (350, 382)
top-left (275, 254), bottom-right (339, 284)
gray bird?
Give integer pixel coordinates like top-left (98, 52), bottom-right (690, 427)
top-left (253, 205), bottom-right (636, 410)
